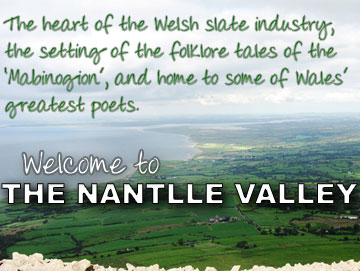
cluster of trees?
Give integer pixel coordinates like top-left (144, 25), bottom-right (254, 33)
top-left (257, 226), bottom-right (299, 236)
top-left (175, 238), bottom-right (195, 247)
top-left (305, 223), bottom-right (360, 236)
top-left (0, 234), bottom-right (24, 259)
top-left (259, 223), bottom-right (360, 238)
top-left (235, 241), bottom-right (257, 249)
top-left (116, 247), bottom-right (139, 255)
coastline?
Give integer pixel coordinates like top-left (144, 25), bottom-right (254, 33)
top-left (183, 137), bottom-right (202, 162)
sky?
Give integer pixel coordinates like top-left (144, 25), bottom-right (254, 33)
top-left (1, 0), bottom-right (360, 123)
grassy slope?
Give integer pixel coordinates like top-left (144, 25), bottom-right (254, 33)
top-left (1, 119), bottom-right (360, 270)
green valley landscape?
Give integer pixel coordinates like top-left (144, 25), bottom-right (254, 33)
top-left (1, 116), bottom-right (360, 270)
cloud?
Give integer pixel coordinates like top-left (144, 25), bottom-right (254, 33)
top-left (0, 0), bottom-right (359, 121)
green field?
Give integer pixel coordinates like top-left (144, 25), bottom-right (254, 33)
top-left (1, 117), bottom-right (360, 270)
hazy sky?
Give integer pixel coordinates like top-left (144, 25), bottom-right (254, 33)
top-left (1, 0), bottom-right (359, 123)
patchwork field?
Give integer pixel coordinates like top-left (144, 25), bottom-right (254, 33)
top-left (1, 117), bottom-right (360, 270)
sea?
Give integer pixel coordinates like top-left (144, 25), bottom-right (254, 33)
top-left (0, 124), bottom-right (197, 191)
top-left (0, 115), bottom-right (318, 195)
